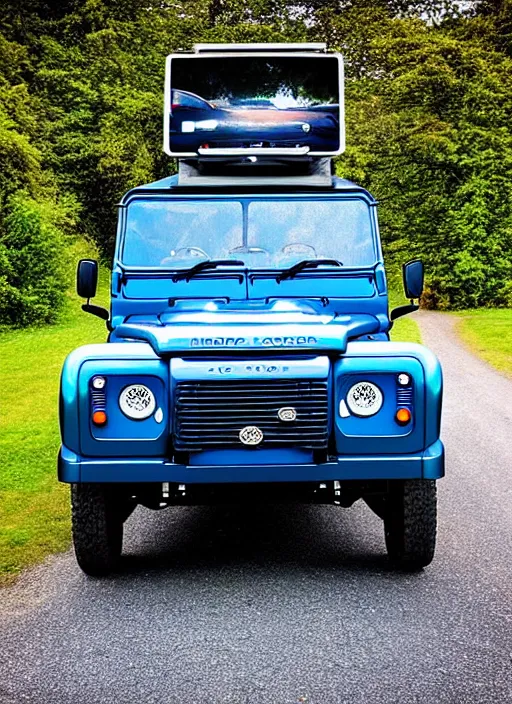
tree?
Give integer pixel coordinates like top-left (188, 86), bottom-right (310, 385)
top-left (337, 18), bottom-right (512, 307)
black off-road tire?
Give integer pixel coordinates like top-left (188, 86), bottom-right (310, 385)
top-left (71, 484), bottom-right (123, 577)
top-left (384, 479), bottom-right (437, 571)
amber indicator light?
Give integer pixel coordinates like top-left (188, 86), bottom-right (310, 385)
top-left (92, 410), bottom-right (107, 426)
top-left (395, 408), bottom-right (412, 425)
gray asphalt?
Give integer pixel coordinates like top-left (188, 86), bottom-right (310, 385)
top-left (1, 312), bottom-right (511, 704)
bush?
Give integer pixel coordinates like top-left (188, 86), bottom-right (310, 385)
top-left (0, 193), bottom-right (74, 327)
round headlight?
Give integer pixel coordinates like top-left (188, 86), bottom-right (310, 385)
top-left (346, 381), bottom-right (383, 417)
top-left (119, 384), bottom-right (156, 420)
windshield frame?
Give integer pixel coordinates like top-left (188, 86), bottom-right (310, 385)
top-left (116, 192), bottom-right (381, 274)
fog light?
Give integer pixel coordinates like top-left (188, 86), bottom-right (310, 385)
top-left (196, 119), bottom-right (218, 130)
top-left (92, 410), bottom-right (107, 426)
top-left (396, 408), bottom-right (412, 425)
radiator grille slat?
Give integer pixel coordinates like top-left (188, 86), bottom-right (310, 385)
top-left (174, 379), bottom-right (329, 451)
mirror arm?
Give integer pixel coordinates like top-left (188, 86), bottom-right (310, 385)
top-left (389, 302), bottom-right (419, 324)
top-left (82, 300), bottom-right (112, 330)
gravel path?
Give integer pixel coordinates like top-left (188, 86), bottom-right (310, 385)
top-left (1, 311), bottom-right (511, 704)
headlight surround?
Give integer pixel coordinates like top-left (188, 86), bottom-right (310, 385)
top-left (119, 384), bottom-right (156, 420)
top-left (345, 381), bottom-right (383, 417)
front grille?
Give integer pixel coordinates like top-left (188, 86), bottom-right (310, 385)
top-left (174, 380), bottom-right (329, 451)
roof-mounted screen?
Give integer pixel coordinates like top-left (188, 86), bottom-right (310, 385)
top-left (163, 52), bottom-right (344, 158)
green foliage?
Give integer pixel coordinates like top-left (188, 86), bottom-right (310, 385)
top-left (0, 35), bottom-right (41, 203)
top-left (0, 194), bottom-right (78, 327)
top-left (336, 14), bottom-right (512, 308)
top-left (0, 0), bottom-right (511, 324)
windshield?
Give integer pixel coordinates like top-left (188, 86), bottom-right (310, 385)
top-left (121, 198), bottom-right (375, 269)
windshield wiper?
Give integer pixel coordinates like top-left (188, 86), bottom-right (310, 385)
top-left (277, 259), bottom-right (343, 282)
top-left (172, 259), bottom-right (244, 282)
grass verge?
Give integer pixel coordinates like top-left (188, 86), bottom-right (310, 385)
top-left (0, 271), bottom-right (109, 584)
top-left (390, 314), bottom-right (421, 344)
top-left (388, 289), bottom-right (422, 344)
top-left (455, 308), bottom-right (512, 378)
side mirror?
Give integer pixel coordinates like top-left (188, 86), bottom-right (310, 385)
top-left (403, 259), bottom-right (424, 300)
top-left (76, 259), bottom-right (111, 329)
top-left (77, 259), bottom-right (98, 300)
top-left (390, 259), bottom-right (424, 324)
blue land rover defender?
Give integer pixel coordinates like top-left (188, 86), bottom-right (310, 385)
top-left (58, 44), bottom-right (443, 576)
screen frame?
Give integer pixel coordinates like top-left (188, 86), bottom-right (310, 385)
top-left (163, 52), bottom-right (345, 158)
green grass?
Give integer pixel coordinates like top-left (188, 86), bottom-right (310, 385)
top-left (0, 271), bottom-right (109, 583)
top-left (0, 278), bottom-right (421, 583)
top-left (390, 314), bottom-right (422, 343)
top-left (455, 308), bottom-right (512, 378)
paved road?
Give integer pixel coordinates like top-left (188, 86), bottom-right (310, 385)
top-left (1, 312), bottom-right (511, 704)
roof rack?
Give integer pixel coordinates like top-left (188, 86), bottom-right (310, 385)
top-left (177, 156), bottom-right (333, 188)
top-left (193, 43), bottom-right (327, 54)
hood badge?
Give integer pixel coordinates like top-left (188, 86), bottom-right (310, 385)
top-left (239, 426), bottom-right (264, 446)
top-left (191, 336), bottom-right (317, 348)
top-left (278, 407), bottom-right (297, 422)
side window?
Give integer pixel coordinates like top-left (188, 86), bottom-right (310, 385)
top-left (172, 90), bottom-right (211, 111)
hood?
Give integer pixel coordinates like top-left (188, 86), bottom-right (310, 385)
top-left (112, 299), bottom-right (381, 355)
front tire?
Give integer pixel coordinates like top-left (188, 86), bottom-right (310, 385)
top-left (71, 484), bottom-right (123, 576)
top-left (384, 479), bottom-right (437, 570)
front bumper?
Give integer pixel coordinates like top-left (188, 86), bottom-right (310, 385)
top-left (58, 439), bottom-right (444, 484)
